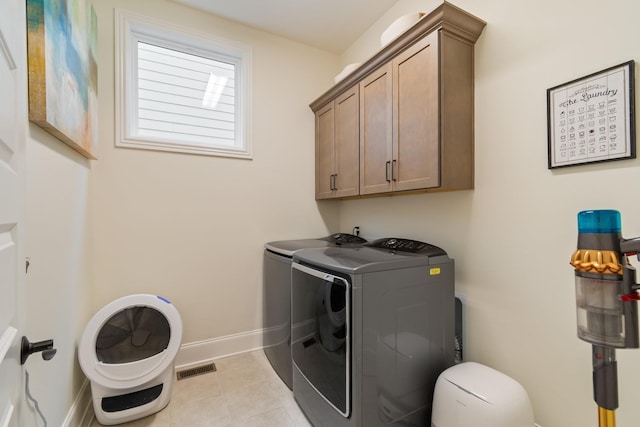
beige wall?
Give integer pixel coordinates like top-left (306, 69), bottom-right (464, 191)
top-left (90, 0), bottom-right (341, 345)
top-left (25, 126), bottom-right (94, 426)
top-left (339, 1), bottom-right (640, 426)
top-left (23, 0), bottom-right (640, 425)
top-left (22, 7), bottom-right (94, 427)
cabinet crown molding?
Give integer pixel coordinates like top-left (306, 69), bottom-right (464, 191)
top-left (310, 1), bottom-right (486, 112)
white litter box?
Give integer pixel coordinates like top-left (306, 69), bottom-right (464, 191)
top-left (431, 362), bottom-right (535, 427)
top-left (78, 294), bottom-right (182, 425)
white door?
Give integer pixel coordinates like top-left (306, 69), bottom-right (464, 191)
top-left (0, 0), bottom-right (26, 426)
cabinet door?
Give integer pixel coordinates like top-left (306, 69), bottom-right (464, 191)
top-left (360, 63), bottom-right (393, 195)
top-left (315, 103), bottom-right (335, 199)
top-left (392, 31), bottom-right (440, 191)
top-left (333, 87), bottom-right (360, 198)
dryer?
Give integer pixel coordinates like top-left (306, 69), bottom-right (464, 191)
top-left (291, 238), bottom-right (455, 427)
top-left (263, 233), bottom-right (366, 389)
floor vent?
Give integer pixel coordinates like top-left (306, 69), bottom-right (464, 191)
top-left (176, 363), bottom-right (217, 381)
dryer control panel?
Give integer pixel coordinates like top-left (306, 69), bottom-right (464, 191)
top-left (324, 233), bottom-right (367, 245)
top-left (366, 238), bottom-right (446, 255)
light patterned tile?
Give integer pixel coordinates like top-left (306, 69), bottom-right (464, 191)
top-left (235, 407), bottom-right (298, 427)
top-left (213, 351), bottom-right (260, 371)
top-left (172, 369), bottom-right (222, 407)
top-left (90, 350), bottom-right (312, 427)
top-left (223, 378), bottom-right (289, 423)
top-left (117, 412), bottom-right (171, 427)
top-left (281, 396), bottom-right (313, 427)
top-left (169, 393), bottom-right (231, 427)
top-left (215, 357), bottom-right (274, 393)
top-left (249, 350), bottom-right (276, 371)
top-left (264, 372), bottom-right (293, 395)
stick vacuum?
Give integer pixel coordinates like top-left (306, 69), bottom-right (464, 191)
top-left (570, 210), bottom-right (640, 427)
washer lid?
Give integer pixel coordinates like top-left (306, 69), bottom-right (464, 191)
top-left (265, 239), bottom-right (333, 257)
top-left (265, 234), bottom-right (366, 257)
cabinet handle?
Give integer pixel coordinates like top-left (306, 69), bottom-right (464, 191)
top-left (330, 174), bottom-right (337, 191)
top-left (392, 160), bottom-right (397, 182)
top-left (385, 161), bottom-right (391, 182)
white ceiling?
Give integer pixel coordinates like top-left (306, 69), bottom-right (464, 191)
top-left (174, 0), bottom-right (399, 53)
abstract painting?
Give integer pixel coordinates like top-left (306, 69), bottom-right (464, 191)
top-left (26, 0), bottom-right (98, 159)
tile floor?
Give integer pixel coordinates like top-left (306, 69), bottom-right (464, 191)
top-left (90, 350), bottom-right (313, 427)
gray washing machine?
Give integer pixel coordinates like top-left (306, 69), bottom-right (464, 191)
top-left (291, 238), bottom-right (455, 427)
top-left (263, 234), bottom-right (366, 389)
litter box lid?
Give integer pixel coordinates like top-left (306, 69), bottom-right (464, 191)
top-left (78, 294), bottom-right (183, 389)
top-left (431, 362), bottom-right (535, 427)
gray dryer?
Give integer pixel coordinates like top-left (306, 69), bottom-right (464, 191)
top-left (291, 238), bottom-right (455, 427)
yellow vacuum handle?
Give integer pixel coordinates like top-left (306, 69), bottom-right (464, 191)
top-left (598, 406), bottom-right (615, 427)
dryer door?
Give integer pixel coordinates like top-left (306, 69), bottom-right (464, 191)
top-left (291, 262), bottom-right (350, 417)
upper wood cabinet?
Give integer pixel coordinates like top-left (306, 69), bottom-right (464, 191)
top-left (315, 86), bottom-right (360, 199)
top-left (392, 32), bottom-right (440, 192)
top-left (360, 63), bottom-right (393, 195)
top-left (360, 32), bottom-right (440, 195)
top-left (311, 2), bottom-right (485, 200)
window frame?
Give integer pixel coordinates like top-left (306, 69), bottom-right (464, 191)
top-left (115, 9), bottom-right (253, 159)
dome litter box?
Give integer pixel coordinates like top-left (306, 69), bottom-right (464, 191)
top-left (79, 294), bottom-right (182, 425)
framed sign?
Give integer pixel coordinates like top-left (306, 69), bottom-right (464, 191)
top-left (547, 61), bottom-right (635, 169)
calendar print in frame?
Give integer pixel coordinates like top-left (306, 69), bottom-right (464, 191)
top-left (547, 60), bottom-right (635, 169)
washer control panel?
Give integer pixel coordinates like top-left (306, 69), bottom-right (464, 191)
top-left (366, 238), bottom-right (446, 255)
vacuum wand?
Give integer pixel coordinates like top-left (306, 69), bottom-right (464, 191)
top-left (592, 345), bottom-right (617, 426)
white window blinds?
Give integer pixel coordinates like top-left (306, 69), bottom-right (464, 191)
top-left (137, 42), bottom-right (237, 148)
top-left (116, 10), bottom-right (252, 158)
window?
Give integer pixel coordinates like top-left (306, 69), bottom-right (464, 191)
top-left (115, 10), bottom-right (252, 158)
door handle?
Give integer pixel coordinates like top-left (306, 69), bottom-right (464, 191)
top-left (330, 174), bottom-right (337, 191)
top-left (20, 336), bottom-right (57, 365)
top-left (392, 160), bottom-right (397, 182)
top-left (385, 161), bottom-right (391, 182)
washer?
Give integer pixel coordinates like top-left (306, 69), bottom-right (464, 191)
top-left (263, 234), bottom-right (366, 389)
top-left (291, 238), bottom-right (455, 427)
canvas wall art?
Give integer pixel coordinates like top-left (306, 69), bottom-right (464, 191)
top-left (27, 0), bottom-right (98, 159)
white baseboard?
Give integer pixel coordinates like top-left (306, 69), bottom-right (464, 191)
top-left (62, 379), bottom-right (93, 427)
top-left (175, 327), bottom-right (265, 370)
